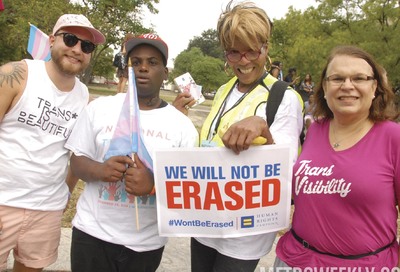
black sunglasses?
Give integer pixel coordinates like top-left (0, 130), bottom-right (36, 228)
top-left (54, 33), bottom-right (96, 54)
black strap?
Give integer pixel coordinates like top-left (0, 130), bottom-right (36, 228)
top-left (266, 80), bottom-right (290, 127)
top-left (208, 72), bottom-right (268, 141)
top-left (264, 80), bottom-right (295, 205)
top-left (291, 229), bottom-right (394, 260)
top-left (265, 80), bottom-right (306, 145)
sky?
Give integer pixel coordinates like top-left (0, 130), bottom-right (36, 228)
top-left (143, 0), bottom-right (317, 67)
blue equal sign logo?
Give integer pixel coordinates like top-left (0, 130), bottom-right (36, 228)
top-left (240, 216), bottom-right (254, 228)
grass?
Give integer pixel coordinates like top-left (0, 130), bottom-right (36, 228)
top-left (62, 180), bottom-right (84, 228)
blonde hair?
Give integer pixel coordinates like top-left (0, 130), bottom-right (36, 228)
top-left (121, 33), bottom-right (134, 52)
top-left (217, 0), bottom-right (272, 51)
top-left (124, 33), bottom-right (134, 43)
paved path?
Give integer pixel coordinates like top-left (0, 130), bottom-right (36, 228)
top-left (7, 228), bottom-right (278, 271)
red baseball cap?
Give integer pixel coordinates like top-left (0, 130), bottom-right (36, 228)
top-left (125, 33), bottom-right (168, 65)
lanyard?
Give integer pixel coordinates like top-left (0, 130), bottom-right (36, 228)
top-left (207, 72), bottom-right (268, 141)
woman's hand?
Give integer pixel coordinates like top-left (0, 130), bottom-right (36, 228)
top-left (172, 92), bottom-right (196, 115)
top-left (220, 116), bottom-right (274, 154)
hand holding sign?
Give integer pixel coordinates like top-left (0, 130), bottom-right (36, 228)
top-left (219, 124), bottom-right (267, 146)
top-left (219, 116), bottom-right (273, 154)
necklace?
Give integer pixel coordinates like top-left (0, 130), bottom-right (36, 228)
top-left (331, 123), bottom-right (366, 149)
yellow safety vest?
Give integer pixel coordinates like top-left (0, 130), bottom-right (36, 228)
top-left (200, 74), bottom-right (303, 147)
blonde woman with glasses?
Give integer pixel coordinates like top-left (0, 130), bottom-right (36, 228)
top-left (189, 1), bottom-right (304, 271)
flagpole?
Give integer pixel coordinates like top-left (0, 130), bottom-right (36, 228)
top-left (127, 58), bottom-right (140, 231)
top-left (132, 158), bottom-right (140, 231)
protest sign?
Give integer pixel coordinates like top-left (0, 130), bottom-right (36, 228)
top-left (154, 144), bottom-right (292, 238)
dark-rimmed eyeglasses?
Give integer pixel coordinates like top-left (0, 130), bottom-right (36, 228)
top-left (325, 74), bottom-right (375, 86)
top-left (225, 44), bottom-right (265, 63)
top-left (54, 33), bottom-right (96, 54)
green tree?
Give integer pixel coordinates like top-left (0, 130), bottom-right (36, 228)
top-left (171, 47), bottom-right (228, 93)
top-left (0, 0), bottom-right (160, 83)
top-left (64, 0), bottom-right (159, 84)
top-left (175, 0), bottom-right (400, 101)
top-left (91, 47), bottom-right (115, 81)
top-left (191, 56), bottom-right (229, 92)
top-left (187, 29), bottom-right (224, 60)
top-left (269, 0), bottom-right (400, 86)
top-left (170, 47), bottom-right (204, 80)
top-left (269, 6), bottom-right (336, 82)
top-left (0, 0), bottom-right (75, 63)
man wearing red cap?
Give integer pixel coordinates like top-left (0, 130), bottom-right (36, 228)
top-left (0, 14), bottom-right (105, 272)
top-left (64, 33), bottom-right (198, 272)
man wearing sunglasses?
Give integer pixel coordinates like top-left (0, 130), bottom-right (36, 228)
top-left (0, 14), bottom-right (105, 272)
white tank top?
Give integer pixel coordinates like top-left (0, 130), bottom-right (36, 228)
top-left (0, 59), bottom-right (89, 211)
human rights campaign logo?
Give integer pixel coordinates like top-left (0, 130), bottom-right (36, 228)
top-left (240, 216), bottom-right (254, 228)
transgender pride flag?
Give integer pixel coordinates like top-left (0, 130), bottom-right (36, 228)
top-left (105, 62), bottom-right (153, 172)
top-left (27, 24), bottom-right (51, 61)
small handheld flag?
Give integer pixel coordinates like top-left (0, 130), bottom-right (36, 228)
top-left (27, 23), bottom-right (51, 61)
top-left (105, 60), bottom-right (153, 172)
top-left (105, 59), bottom-right (154, 230)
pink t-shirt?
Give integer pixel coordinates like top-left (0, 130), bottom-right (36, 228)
top-left (276, 119), bottom-right (400, 269)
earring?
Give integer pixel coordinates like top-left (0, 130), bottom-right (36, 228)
top-left (265, 56), bottom-right (272, 71)
top-left (224, 62), bottom-right (233, 76)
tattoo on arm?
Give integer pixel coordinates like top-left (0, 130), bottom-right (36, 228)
top-left (0, 62), bottom-right (26, 88)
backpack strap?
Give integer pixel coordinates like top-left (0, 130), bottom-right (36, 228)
top-left (266, 80), bottom-right (290, 127)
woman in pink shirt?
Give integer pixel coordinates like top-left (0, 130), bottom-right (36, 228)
top-left (274, 45), bottom-right (400, 270)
